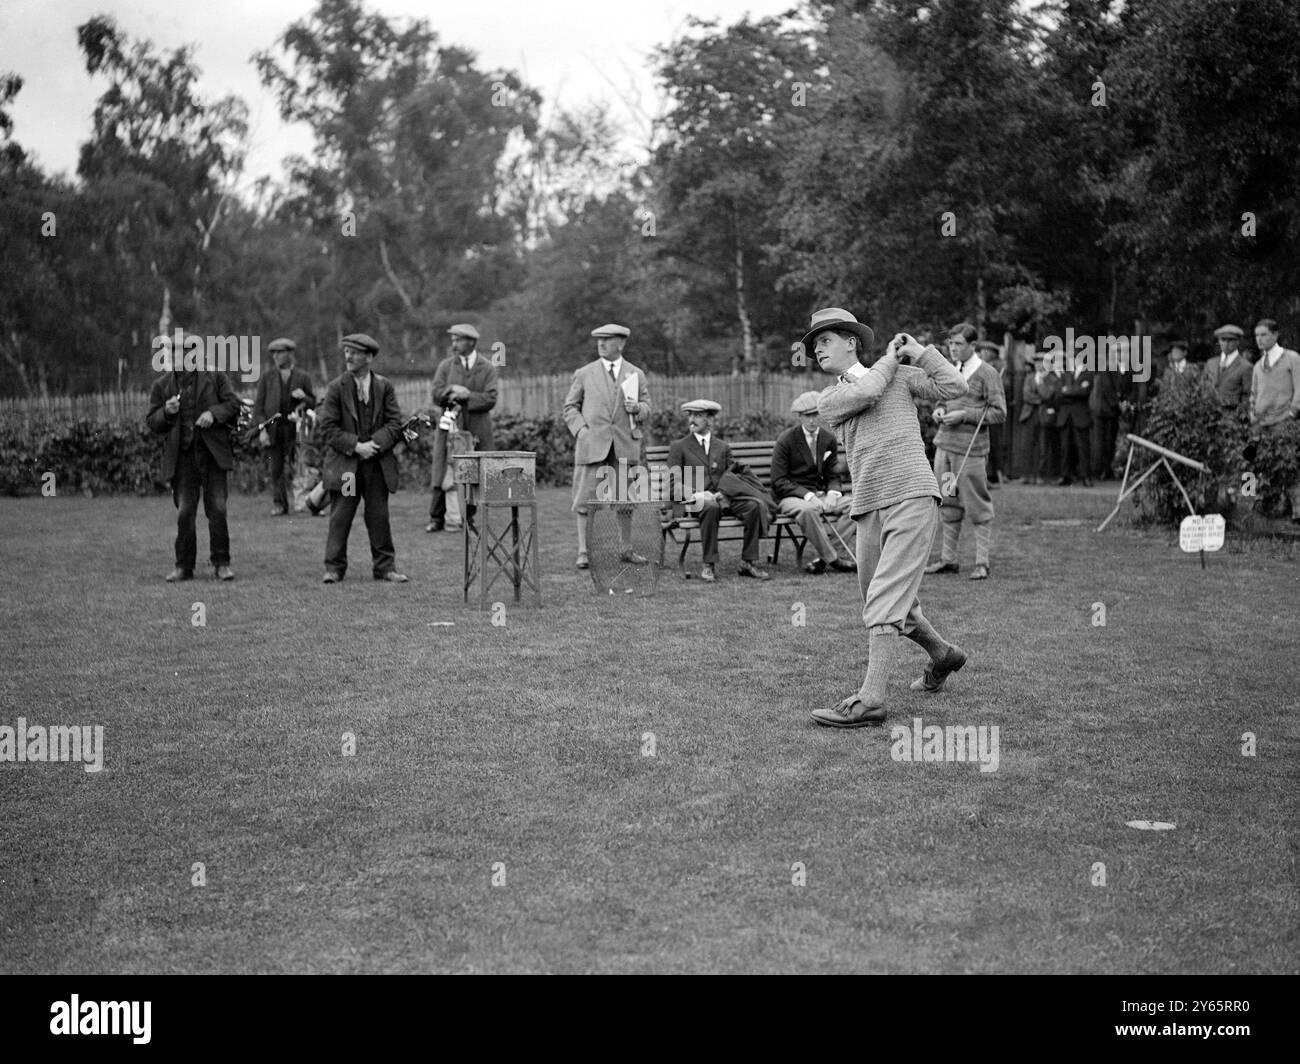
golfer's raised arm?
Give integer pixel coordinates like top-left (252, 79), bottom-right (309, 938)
top-left (818, 350), bottom-right (902, 428)
top-left (909, 344), bottom-right (969, 403)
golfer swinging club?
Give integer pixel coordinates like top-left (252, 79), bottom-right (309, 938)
top-left (805, 308), bottom-right (971, 727)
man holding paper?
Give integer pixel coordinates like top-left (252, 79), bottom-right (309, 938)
top-left (563, 323), bottom-right (652, 569)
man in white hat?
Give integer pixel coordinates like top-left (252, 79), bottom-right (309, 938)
top-left (426, 323), bottom-right (498, 533)
top-left (770, 391), bottom-right (856, 573)
top-left (801, 309), bottom-right (969, 727)
top-left (563, 323), bottom-right (652, 567)
top-left (666, 399), bottom-right (772, 581)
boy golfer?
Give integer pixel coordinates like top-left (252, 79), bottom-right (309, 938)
top-left (804, 309), bottom-right (970, 726)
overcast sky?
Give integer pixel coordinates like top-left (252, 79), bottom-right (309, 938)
top-left (0, 0), bottom-right (800, 187)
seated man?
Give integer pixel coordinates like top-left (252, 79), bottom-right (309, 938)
top-left (771, 391), bottom-right (856, 574)
top-left (667, 399), bottom-right (771, 582)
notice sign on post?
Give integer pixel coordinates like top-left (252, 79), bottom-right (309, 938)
top-left (1179, 514), bottom-right (1225, 553)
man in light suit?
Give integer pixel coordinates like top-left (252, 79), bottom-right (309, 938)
top-left (1203, 324), bottom-right (1253, 415)
top-left (252, 337), bottom-right (317, 516)
top-left (770, 391), bottom-right (856, 574)
top-left (563, 322), bottom-right (652, 569)
top-left (316, 333), bottom-right (408, 583)
top-left (426, 323), bottom-right (498, 533)
top-left (147, 343), bottom-right (241, 582)
top-left (666, 400), bottom-right (771, 582)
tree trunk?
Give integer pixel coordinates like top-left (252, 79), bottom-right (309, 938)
top-left (733, 205), bottom-right (755, 373)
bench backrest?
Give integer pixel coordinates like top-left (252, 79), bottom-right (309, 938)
top-left (644, 439), bottom-right (849, 493)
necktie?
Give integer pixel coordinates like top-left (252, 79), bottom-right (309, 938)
top-left (609, 363), bottom-right (617, 382)
top-left (461, 359), bottom-right (470, 371)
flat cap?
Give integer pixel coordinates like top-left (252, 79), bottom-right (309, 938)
top-left (1213, 324), bottom-right (1243, 339)
top-left (976, 340), bottom-right (1001, 355)
top-left (681, 399), bottom-right (722, 415)
top-left (267, 337), bottom-right (296, 352)
top-left (447, 323), bottom-right (479, 340)
top-left (591, 323), bottom-right (631, 339)
top-left (341, 333), bottom-right (379, 354)
top-left (791, 391), bottom-right (822, 414)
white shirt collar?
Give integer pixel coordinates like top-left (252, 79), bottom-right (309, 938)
top-left (1262, 344), bottom-right (1281, 367)
top-left (460, 351), bottom-right (477, 370)
top-left (960, 354), bottom-right (983, 381)
top-left (840, 362), bottom-right (867, 382)
top-left (353, 370), bottom-right (372, 398)
top-left (601, 357), bottom-right (622, 377)
top-left (696, 433), bottom-right (711, 452)
top-left (1222, 351), bottom-right (1238, 367)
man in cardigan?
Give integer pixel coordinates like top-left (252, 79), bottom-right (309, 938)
top-left (1250, 319), bottom-right (1300, 522)
top-left (426, 323), bottom-right (498, 533)
top-left (770, 391), bottom-right (856, 574)
top-left (252, 337), bottom-right (316, 516)
top-left (563, 323), bottom-right (652, 569)
top-left (147, 343), bottom-right (242, 581)
top-left (667, 400), bottom-right (771, 582)
top-left (806, 309), bottom-right (969, 728)
top-left (926, 323), bottom-right (1007, 580)
top-left (316, 333), bottom-right (408, 583)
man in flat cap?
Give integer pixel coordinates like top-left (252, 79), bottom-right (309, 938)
top-left (926, 323), bottom-right (1007, 580)
top-left (316, 333), bottom-right (408, 583)
top-left (426, 323), bottom-right (498, 533)
top-left (1203, 325), bottom-right (1252, 414)
top-left (563, 323), bottom-right (651, 568)
top-left (801, 309), bottom-right (969, 728)
top-left (770, 392), bottom-right (856, 574)
top-left (147, 331), bottom-right (241, 581)
top-left (252, 337), bottom-right (317, 516)
top-left (667, 400), bottom-right (772, 581)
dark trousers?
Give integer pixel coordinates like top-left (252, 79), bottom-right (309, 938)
top-left (697, 495), bottom-right (764, 563)
top-left (325, 460), bottom-right (396, 577)
top-left (1058, 416), bottom-right (1091, 481)
top-left (266, 422), bottom-right (296, 510)
top-left (987, 423), bottom-right (1004, 480)
top-left (1091, 414), bottom-right (1119, 479)
top-left (174, 443), bottom-right (230, 569)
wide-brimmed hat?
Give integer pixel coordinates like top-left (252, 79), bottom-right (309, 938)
top-left (800, 308), bottom-right (875, 358)
top-left (791, 391), bottom-right (822, 415)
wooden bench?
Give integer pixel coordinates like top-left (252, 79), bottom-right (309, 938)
top-left (643, 439), bottom-right (850, 570)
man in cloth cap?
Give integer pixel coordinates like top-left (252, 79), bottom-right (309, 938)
top-left (770, 391), bottom-right (856, 574)
top-left (667, 399), bottom-right (772, 582)
top-left (1203, 324), bottom-right (1252, 414)
top-left (563, 323), bottom-right (652, 568)
top-left (316, 333), bottom-right (408, 583)
top-left (253, 337), bottom-right (317, 516)
top-left (426, 323), bottom-right (498, 533)
top-left (146, 330), bottom-right (242, 581)
top-left (803, 309), bottom-right (970, 727)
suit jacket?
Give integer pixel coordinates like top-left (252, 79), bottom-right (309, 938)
top-left (1202, 354), bottom-right (1252, 411)
top-left (771, 425), bottom-right (842, 499)
top-left (563, 359), bottom-right (650, 465)
top-left (1019, 373), bottom-right (1051, 424)
top-left (1089, 369), bottom-right (1124, 417)
top-left (146, 370), bottom-right (240, 489)
top-left (666, 433), bottom-right (731, 519)
top-left (1055, 368), bottom-right (1094, 428)
top-left (316, 371), bottom-right (403, 494)
top-left (1158, 362), bottom-right (1200, 393)
top-left (431, 352), bottom-right (498, 451)
top-left (253, 366), bottom-right (316, 428)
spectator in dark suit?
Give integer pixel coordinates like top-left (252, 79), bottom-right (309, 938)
top-left (976, 341), bottom-right (1009, 485)
top-left (426, 323), bottom-right (498, 533)
top-left (1054, 350), bottom-right (1094, 486)
top-left (771, 391), bottom-right (856, 574)
top-left (1015, 351), bottom-right (1053, 483)
top-left (316, 333), bottom-right (408, 584)
top-left (252, 337), bottom-right (316, 516)
top-left (147, 347), bottom-right (242, 581)
top-left (667, 400), bottom-right (771, 582)
top-left (1089, 345), bottom-right (1125, 481)
top-left (1203, 324), bottom-right (1252, 415)
top-left (1158, 340), bottom-right (1199, 392)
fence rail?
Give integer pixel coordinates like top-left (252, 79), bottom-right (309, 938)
top-left (0, 373), bottom-right (829, 425)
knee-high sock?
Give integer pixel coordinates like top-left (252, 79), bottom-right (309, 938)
top-left (904, 608), bottom-right (951, 662)
top-left (859, 625), bottom-right (901, 708)
top-left (973, 522), bottom-right (992, 567)
top-left (575, 514), bottom-right (588, 553)
top-left (616, 509), bottom-right (633, 550)
top-left (939, 518), bottom-right (961, 563)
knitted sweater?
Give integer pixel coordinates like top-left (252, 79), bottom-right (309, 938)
top-left (935, 357), bottom-right (1008, 457)
top-left (1250, 349), bottom-right (1300, 426)
top-left (818, 347), bottom-right (968, 517)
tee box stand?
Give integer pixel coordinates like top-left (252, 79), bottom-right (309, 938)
top-left (452, 451), bottom-right (542, 609)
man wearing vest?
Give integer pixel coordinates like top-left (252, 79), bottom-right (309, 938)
top-left (426, 323), bottom-right (498, 533)
top-left (1250, 318), bottom-right (1300, 523)
top-left (317, 333), bottom-right (408, 583)
top-left (253, 337), bottom-right (317, 516)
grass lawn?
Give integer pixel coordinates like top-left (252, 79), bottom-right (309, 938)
top-left (0, 481), bottom-right (1297, 973)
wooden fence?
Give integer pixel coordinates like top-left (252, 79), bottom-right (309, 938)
top-left (0, 372), bottom-right (828, 425)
